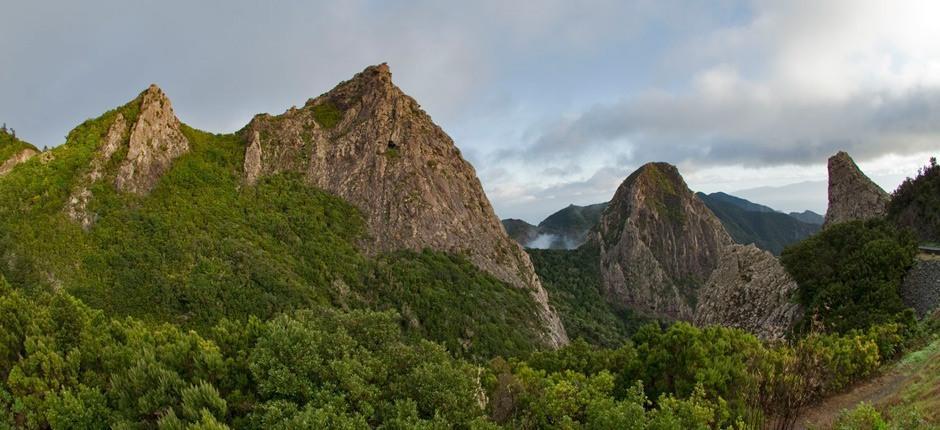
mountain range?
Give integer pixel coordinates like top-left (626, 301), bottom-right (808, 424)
top-left (1, 63), bottom-right (938, 428)
top-left (503, 191), bottom-right (822, 255)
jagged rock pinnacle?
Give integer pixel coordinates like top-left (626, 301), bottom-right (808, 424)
top-left (823, 151), bottom-right (889, 227)
top-left (115, 84), bottom-right (190, 194)
top-left (590, 162), bottom-right (732, 320)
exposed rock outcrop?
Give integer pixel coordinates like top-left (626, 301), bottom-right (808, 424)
top-left (823, 151), bottom-right (889, 227)
top-left (67, 113), bottom-right (128, 227)
top-left (66, 85), bottom-right (190, 227)
top-left (695, 244), bottom-right (802, 340)
top-left (588, 163), bottom-right (733, 320)
top-left (901, 257), bottom-right (940, 317)
top-left (242, 64), bottom-right (567, 347)
top-left (115, 85), bottom-right (189, 195)
top-left (587, 162), bottom-right (802, 338)
top-left (0, 148), bottom-right (38, 177)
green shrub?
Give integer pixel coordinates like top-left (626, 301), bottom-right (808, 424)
top-left (888, 157), bottom-right (940, 243)
top-left (311, 102), bottom-right (344, 129)
top-left (781, 219), bottom-right (917, 334)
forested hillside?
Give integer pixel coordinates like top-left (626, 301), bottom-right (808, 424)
top-left (697, 192), bottom-right (820, 255)
top-left (0, 90), bottom-right (546, 361)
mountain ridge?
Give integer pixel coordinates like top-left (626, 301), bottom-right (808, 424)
top-left (0, 64), bottom-right (568, 356)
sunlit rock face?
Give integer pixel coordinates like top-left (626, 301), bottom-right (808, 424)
top-left (242, 64), bottom-right (568, 348)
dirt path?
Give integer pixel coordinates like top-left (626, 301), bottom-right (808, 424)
top-left (793, 336), bottom-right (940, 429)
top-left (794, 369), bottom-right (910, 429)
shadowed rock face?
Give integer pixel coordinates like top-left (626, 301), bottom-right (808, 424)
top-left (823, 151), bottom-right (889, 227)
top-left (0, 148), bottom-right (38, 177)
top-left (242, 64), bottom-right (568, 348)
top-left (694, 244), bottom-right (802, 340)
top-left (589, 163), bottom-right (733, 320)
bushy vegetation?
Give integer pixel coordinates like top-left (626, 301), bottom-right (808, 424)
top-left (781, 219), bottom-right (918, 334)
top-left (2, 98), bottom-right (935, 428)
top-left (888, 157), bottom-right (940, 243)
top-left (528, 247), bottom-right (647, 347)
top-left (0, 279), bottom-right (916, 429)
top-left (0, 126), bottom-right (37, 163)
top-left (311, 102), bottom-right (344, 129)
top-left (833, 403), bottom-right (938, 430)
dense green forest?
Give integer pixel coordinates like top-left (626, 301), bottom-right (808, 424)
top-left (1, 275), bottom-right (933, 429)
top-left (528, 246), bottom-right (648, 347)
top-left (781, 219), bottom-right (918, 334)
top-left (697, 192), bottom-right (819, 255)
top-left (888, 157), bottom-right (940, 243)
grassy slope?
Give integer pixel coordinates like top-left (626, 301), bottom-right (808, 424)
top-left (0, 99), bottom-right (543, 360)
top-left (797, 325), bottom-right (940, 429)
top-left (884, 334), bottom-right (940, 422)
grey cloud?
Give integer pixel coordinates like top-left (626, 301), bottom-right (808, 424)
top-left (518, 87), bottom-right (940, 168)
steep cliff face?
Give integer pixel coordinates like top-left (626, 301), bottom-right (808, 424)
top-left (242, 64), bottom-right (567, 347)
top-left (823, 151), bottom-right (890, 227)
top-left (66, 85), bottom-right (189, 227)
top-left (589, 163), bottom-right (733, 320)
top-left (694, 244), bottom-right (802, 340)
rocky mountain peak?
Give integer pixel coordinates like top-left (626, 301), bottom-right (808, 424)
top-left (114, 84), bottom-right (189, 195)
top-left (243, 64), bottom-right (568, 347)
top-left (589, 162), bottom-right (801, 337)
top-left (590, 162), bottom-right (732, 320)
top-left (823, 151), bottom-right (889, 227)
top-left (67, 85), bottom-right (190, 227)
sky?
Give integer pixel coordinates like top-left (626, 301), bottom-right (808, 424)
top-left (2, 1), bottom-right (940, 223)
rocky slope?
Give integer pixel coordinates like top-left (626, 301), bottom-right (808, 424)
top-left (694, 244), bottom-right (802, 340)
top-left (0, 148), bottom-right (38, 177)
top-left (0, 129), bottom-right (39, 177)
top-left (588, 163), bottom-right (733, 320)
top-left (901, 257), bottom-right (940, 317)
top-left (241, 64), bottom-right (567, 347)
top-left (823, 151), bottom-right (890, 227)
top-left (66, 85), bottom-right (190, 227)
top-left (587, 162), bottom-right (800, 338)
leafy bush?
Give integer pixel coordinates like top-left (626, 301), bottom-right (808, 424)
top-left (781, 219), bottom-right (917, 334)
top-left (888, 157), bottom-right (940, 243)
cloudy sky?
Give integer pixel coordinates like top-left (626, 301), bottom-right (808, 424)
top-left (3, 1), bottom-right (939, 222)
